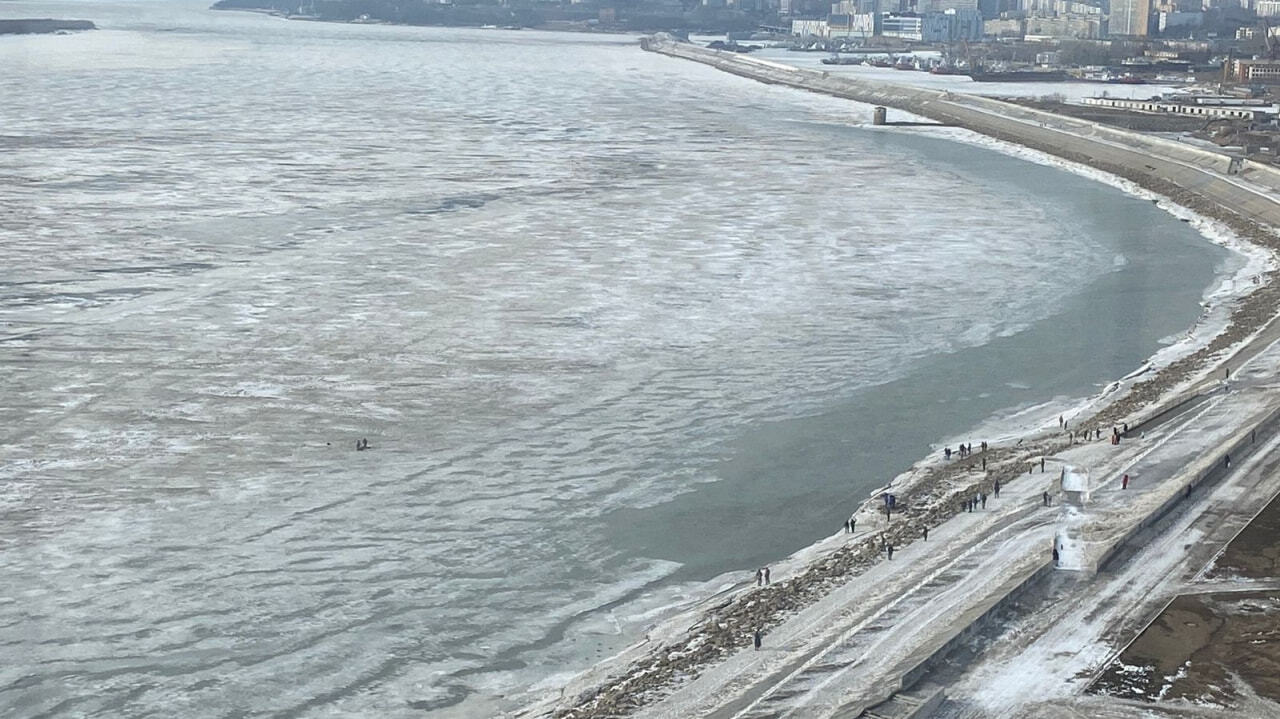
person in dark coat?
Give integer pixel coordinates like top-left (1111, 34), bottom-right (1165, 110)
top-left (753, 628), bottom-right (762, 650)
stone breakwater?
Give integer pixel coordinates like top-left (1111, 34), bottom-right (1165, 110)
top-left (536, 37), bottom-right (1280, 719)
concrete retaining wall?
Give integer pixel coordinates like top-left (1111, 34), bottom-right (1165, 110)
top-left (1097, 397), bottom-right (1280, 572)
top-left (1123, 389), bottom-right (1212, 439)
top-left (897, 559), bottom-right (1054, 696)
top-left (1240, 159), bottom-right (1280, 195)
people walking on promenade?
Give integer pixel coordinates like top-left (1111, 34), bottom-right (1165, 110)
top-left (945, 447), bottom-right (952, 460)
top-left (753, 628), bottom-right (762, 650)
top-left (1040, 457), bottom-right (1046, 472)
top-left (980, 493), bottom-right (987, 509)
top-left (923, 526), bottom-right (929, 541)
top-left (755, 568), bottom-right (763, 586)
top-left (1122, 474), bottom-right (1129, 490)
top-left (993, 479), bottom-right (1000, 498)
top-left (1043, 491), bottom-right (1050, 506)
top-left (763, 567), bottom-right (770, 584)
top-left (887, 544), bottom-right (894, 560)
top-left (849, 516), bottom-right (856, 533)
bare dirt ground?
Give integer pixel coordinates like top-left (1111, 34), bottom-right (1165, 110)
top-left (1206, 491), bottom-right (1280, 580)
top-left (1007, 99), bottom-right (1208, 133)
top-left (1090, 592), bottom-right (1280, 707)
top-left (1090, 493), bottom-right (1280, 710)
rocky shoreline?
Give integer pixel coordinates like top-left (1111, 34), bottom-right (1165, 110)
top-left (535, 48), bottom-right (1280, 719)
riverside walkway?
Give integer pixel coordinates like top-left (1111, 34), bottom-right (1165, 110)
top-left (623, 37), bottom-right (1280, 719)
top-left (630, 344), bottom-right (1280, 718)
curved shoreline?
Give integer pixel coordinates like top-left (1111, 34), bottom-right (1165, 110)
top-left (522, 39), bottom-right (1280, 719)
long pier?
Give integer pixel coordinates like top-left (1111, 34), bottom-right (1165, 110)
top-left (641, 36), bottom-right (1280, 228)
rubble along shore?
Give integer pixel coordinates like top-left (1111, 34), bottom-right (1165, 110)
top-left (526, 37), bottom-right (1280, 719)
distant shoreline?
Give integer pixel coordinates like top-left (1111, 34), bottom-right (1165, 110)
top-left (209, 0), bottom-right (760, 35)
top-left (0, 18), bottom-right (95, 35)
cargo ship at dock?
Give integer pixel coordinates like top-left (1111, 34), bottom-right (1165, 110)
top-left (967, 69), bottom-right (1071, 82)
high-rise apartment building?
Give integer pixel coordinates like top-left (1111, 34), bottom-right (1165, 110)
top-left (1111, 0), bottom-right (1152, 35)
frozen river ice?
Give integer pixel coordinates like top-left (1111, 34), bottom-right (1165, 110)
top-left (0, 2), bottom-right (1234, 716)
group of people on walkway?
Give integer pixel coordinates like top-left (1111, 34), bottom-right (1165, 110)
top-left (1067, 422), bottom-right (1131, 445)
top-left (882, 493), bottom-right (898, 519)
top-left (961, 492), bottom-right (987, 512)
top-left (944, 441), bottom-right (987, 461)
top-left (754, 566), bottom-right (771, 586)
